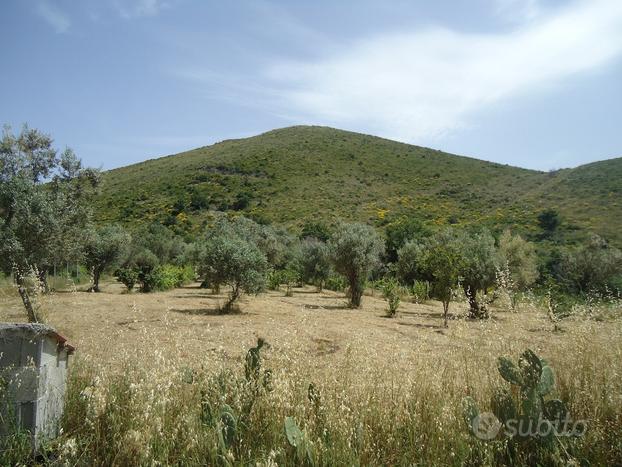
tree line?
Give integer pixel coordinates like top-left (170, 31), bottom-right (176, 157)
top-left (2, 125), bottom-right (621, 323)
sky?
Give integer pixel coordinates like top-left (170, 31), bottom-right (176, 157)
top-left (1, 0), bottom-right (621, 172)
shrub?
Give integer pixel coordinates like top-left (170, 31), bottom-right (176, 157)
top-left (145, 264), bottom-right (195, 292)
top-left (267, 270), bottom-right (283, 291)
top-left (329, 223), bottom-right (384, 308)
top-left (132, 249), bottom-right (160, 292)
top-left (281, 269), bottom-right (299, 297)
top-left (385, 217), bottom-right (428, 263)
top-left (132, 223), bottom-right (185, 265)
top-left (556, 235), bottom-right (622, 294)
top-left (299, 220), bottom-right (331, 242)
top-left (538, 208), bottom-right (561, 236)
top-left (382, 278), bottom-right (403, 317)
top-left (324, 274), bottom-right (347, 292)
top-left (409, 280), bottom-right (430, 304)
top-left (396, 240), bottom-right (426, 286)
top-left (115, 267), bottom-right (138, 291)
top-left (497, 229), bottom-right (539, 310)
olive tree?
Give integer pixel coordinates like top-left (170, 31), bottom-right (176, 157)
top-left (206, 214), bottom-right (292, 269)
top-left (297, 238), bottom-right (331, 291)
top-left (0, 125), bottom-right (99, 321)
top-left (414, 230), bottom-right (464, 327)
top-left (385, 217), bottom-right (427, 263)
top-left (200, 235), bottom-right (268, 312)
top-left (329, 222), bottom-right (383, 308)
top-left (396, 239), bottom-right (426, 286)
top-left (498, 229), bottom-right (539, 310)
top-left (557, 235), bottom-right (622, 294)
top-left (459, 230), bottom-right (500, 319)
top-left (84, 225), bottom-right (130, 292)
top-left (133, 223), bottom-right (185, 265)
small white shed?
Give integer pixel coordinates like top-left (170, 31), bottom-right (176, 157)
top-left (0, 323), bottom-right (74, 450)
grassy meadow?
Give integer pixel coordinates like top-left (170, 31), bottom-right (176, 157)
top-left (1, 280), bottom-right (621, 466)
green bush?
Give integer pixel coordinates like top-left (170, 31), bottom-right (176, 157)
top-left (115, 267), bottom-right (138, 291)
top-left (267, 270), bottom-right (283, 291)
top-left (410, 280), bottom-right (430, 303)
top-left (382, 278), bottom-right (403, 317)
top-left (324, 274), bottom-right (347, 292)
top-left (145, 264), bottom-right (195, 292)
top-left (281, 269), bottom-right (299, 297)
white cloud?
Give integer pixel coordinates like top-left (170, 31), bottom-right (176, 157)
top-left (493, 0), bottom-right (542, 22)
top-left (36, 1), bottom-right (70, 33)
top-left (266, 0), bottom-right (622, 143)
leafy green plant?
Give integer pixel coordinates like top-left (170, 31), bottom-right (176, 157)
top-left (324, 274), bottom-right (347, 292)
top-left (145, 264), bottom-right (194, 291)
top-left (284, 417), bottom-right (316, 466)
top-left (267, 270), bottom-right (283, 291)
top-left (281, 269), bottom-right (299, 297)
top-left (115, 267), bottom-right (138, 291)
top-left (409, 280), bottom-right (430, 304)
top-left (218, 404), bottom-right (238, 453)
top-left (382, 278), bottom-right (402, 317)
top-left (463, 349), bottom-right (578, 465)
top-left (244, 338), bottom-right (271, 386)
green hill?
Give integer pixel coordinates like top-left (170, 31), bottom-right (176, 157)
top-left (95, 125), bottom-right (622, 245)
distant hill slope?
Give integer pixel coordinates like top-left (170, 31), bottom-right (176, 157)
top-left (95, 126), bottom-right (622, 245)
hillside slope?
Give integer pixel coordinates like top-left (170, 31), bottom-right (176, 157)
top-left (95, 126), bottom-right (621, 245)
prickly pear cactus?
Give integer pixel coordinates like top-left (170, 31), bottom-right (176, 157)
top-left (245, 338), bottom-right (267, 382)
top-left (284, 417), bottom-right (316, 466)
top-left (219, 404), bottom-right (238, 450)
top-left (463, 348), bottom-right (573, 458)
top-left (284, 416), bottom-right (304, 447)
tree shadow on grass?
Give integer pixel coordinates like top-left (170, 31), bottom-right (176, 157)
top-left (300, 303), bottom-right (351, 311)
top-left (395, 320), bottom-right (447, 330)
top-left (399, 310), bottom-right (459, 320)
top-left (170, 307), bottom-right (256, 316)
top-left (172, 293), bottom-right (222, 300)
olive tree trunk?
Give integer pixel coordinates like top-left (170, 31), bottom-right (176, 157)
top-left (16, 275), bottom-right (38, 323)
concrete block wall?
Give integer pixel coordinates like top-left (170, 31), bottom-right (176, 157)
top-left (0, 323), bottom-right (74, 450)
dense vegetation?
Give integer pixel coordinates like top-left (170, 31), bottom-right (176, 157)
top-left (2, 125), bottom-right (622, 466)
top-left (95, 126), bottom-right (622, 248)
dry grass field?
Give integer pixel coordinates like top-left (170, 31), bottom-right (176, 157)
top-left (1, 281), bottom-right (621, 465)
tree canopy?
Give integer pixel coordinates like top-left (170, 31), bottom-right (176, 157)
top-left (0, 125), bottom-right (99, 320)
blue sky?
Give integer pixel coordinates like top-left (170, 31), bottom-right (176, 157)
top-left (1, 0), bottom-right (621, 171)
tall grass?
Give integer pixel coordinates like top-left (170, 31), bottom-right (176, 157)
top-left (30, 312), bottom-right (620, 466)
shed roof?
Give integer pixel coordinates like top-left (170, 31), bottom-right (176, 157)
top-left (0, 323), bottom-right (75, 353)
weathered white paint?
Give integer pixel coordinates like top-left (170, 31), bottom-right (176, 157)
top-left (0, 323), bottom-right (74, 450)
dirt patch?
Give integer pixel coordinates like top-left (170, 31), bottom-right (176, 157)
top-left (0, 280), bottom-right (619, 377)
